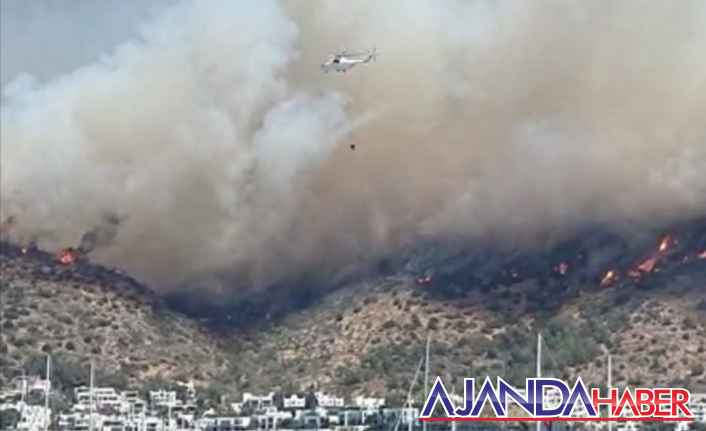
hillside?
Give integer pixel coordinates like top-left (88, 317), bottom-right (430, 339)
top-left (219, 271), bottom-right (706, 403)
top-left (212, 222), bottom-right (706, 401)
top-left (0, 242), bottom-right (230, 390)
top-left (2, 221), bottom-right (706, 404)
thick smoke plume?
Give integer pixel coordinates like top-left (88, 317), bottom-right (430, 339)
top-left (78, 213), bottom-right (124, 254)
top-left (2, 0), bottom-right (706, 290)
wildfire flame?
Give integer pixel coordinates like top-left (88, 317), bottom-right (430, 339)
top-left (626, 234), bottom-right (677, 280)
top-left (637, 257), bottom-right (657, 273)
top-left (57, 248), bottom-right (79, 265)
top-left (658, 235), bottom-right (673, 253)
top-left (416, 275), bottom-right (432, 285)
top-left (600, 270), bottom-right (618, 288)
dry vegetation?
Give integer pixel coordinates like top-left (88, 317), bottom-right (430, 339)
top-left (1, 241), bottom-right (705, 404)
top-left (0, 244), bottom-right (230, 388)
top-left (226, 274), bottom-right (706, 403)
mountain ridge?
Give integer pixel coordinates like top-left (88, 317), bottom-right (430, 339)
top-left (2, 222), bottom-right (705, 402)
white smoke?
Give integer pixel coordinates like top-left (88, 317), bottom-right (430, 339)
top-left (2, 0), bottom-right (706, 289)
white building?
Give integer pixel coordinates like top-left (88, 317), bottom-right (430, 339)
top-left (283, 394), bottom-right (306, 409)
top-left (255, 408), bottom-right (292, 429)
top-left (294, 408), bottom-right (328, 428)
top-left (242, 392), bottom-right (275, 411)
top-left (0, 387), bottom-right (24, 403)
top-left (198, 416), bottom-right (252, 431)
top-left (316, 392), bottom-right (344, 408)
top-left (149, 390), bottom-right (177, 408)
top-left (58, 411), bottom-right (135, 431)
top-left (57, 411), bottom-right (93, 430)
top-left (120, 391), bottom-right (147, 417)
top-left (230, 402), bottom-right (243, 415)
top-left (74, 387), bottom-right (125, 412)
top-left (100, 415), bottom-right (128, 431)
top-left (294, 407), bottom-right (328, 420)
top-left (139, 415), bottom-right (166, 431)
top-left (15, 404), bottom-right (51, 431)
top-left (170, 402), bottom-right (198, 428)
top-left (353, 396), bottom-right (385, 409)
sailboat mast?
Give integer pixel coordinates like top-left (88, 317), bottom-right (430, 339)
top-left (607, 354), bottom-right (613, 431)
top-left (89, 359), bottom-right (94, 431)
top-left (44, 355), bottom-right (51, 431)
top-left (536, 332), bottom-right (542, 431)
top-left (423, 334), bottom-right (430, 431)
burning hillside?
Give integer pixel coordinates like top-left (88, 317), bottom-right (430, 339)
top-left (56, 247), bottom-right (80, 265)
top-left (399, 218), bottom-right (706, 305)
top-left (2, 0), bottom-right (706, 400)
top-left (3, 200), bottom-right (706, 326)
top-left (2, 0), bottom-right (706, 293)
top-left (1, 212), bottom-right (123, 268)
top-left (156, 217), bottom-right (706, 328)
top-left (0, 240), bottom-right (151, 298)
top-left (2, 219), bottom-right (706, 395)
top-left (0, 240), bottom-right (230, 386)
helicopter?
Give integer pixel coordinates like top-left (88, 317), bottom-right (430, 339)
top-left (321, 48), bottom-right (377, 73)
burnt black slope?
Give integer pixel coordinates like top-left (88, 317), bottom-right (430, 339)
top-left (409, 218), bottom-right (706, 298)
top-left (164, 217), bottom-right (706, 329)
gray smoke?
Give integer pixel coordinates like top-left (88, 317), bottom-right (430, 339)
top-left (78, 213), bottom-right (123, 254)
top-left (2, 0), bottom-right (706, 290)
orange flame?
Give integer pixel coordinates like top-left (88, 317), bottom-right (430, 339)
top-left (57, 248), bottom-right (79, 265)
top-left (637, 257), bottom-right (657, 273)
top-left (658, 235), bottom-right (673, 253)
top-left (600, 270), bottom-right (618, 287)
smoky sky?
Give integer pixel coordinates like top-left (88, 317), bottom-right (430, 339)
top-left (2, 0), bottom-right (706, 290)
top-left (0, 0), bottom-right (176, 85)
